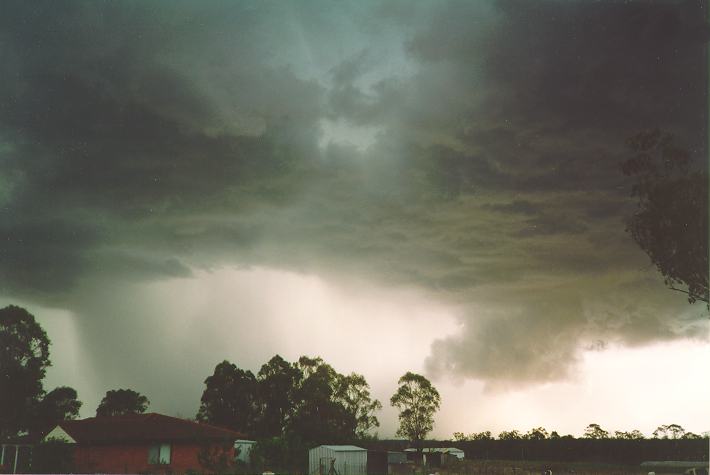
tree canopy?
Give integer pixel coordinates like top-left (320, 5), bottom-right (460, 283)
top-left (583, 423), bottom-right (610, 439)
top-left (196, 361), bottom-right (260, 434)
top-left (1, 305), bottom-right (82, 440)
top-left (96, 388), bottom-right (150, 417)
top-left (525, 427), bottom-right (549, 440)
top-left (390, 372), bottom-right (440, 451)
top-left (197, 355), bottom-right (381, 444)
top-left (653, 424), bottom-right (686, 439)
top-left (622, 130), bottom-right (708, 304)
top-left (333, 372), bottom-right (382, 438)
top-left (0, 305), bottom-right (51, 440)
top-left (31, 386), bottom-right (82, 435)
top-left (257, 355), bottom-right (301, 438)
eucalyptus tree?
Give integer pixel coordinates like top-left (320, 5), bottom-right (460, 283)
top-left (390, 372), bottom-right (441, 452)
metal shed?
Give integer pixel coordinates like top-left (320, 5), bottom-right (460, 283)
top-left (234, 439), bottom-right (256, 464)
top-left (309, 445), bottom-right (368, 475)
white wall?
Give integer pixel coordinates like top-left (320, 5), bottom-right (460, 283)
top-left (308, 446), bottom-right (367, 475)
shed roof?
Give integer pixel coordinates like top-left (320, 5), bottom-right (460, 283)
top-left (52, 413), bottom-right (244, 444)
top-left (404, 447), bottom-right (464, 453)
top-left (320, 445), bottom-right (366, 452)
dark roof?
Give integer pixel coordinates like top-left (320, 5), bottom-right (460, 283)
top-left (57, 413), bottom-right (245, 444)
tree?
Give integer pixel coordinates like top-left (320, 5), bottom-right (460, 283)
top-left (333, 372), bottom-right (382, 438)
top-left (498, 430), bottom-right (522, 440)
top-left (583, 423), bottom-right (609, 439)
top-left (453, 431), bottom-right (492, 441)
top-left (614, 430), bottom-right (645, 440)
top-left (390, 372), bottom-right (441, 452)
top-left (31, 386), bottom-right (82, 435)
top-left (525, 427), bottom-right (549, 440)
top-left (653, 424), bottom-right (686, 439)
top-left (256, 355), bottom-right (301, 438)
top-left (196, 361), bottom-right (260, 434)
top-left (288, 358), bottom-right (354, 443)
top-left (96, 389), bottom-right (150, 417)
top-left (622, 130), bottom-right (708, 304)
top-left (0, 305), bottom-right (51, 440)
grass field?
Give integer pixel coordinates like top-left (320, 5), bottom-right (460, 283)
top-left (404, 459), bottom-right (647, 475)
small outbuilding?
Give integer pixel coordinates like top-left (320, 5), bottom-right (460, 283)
top-left (234, 439), bottom-right (257, 464)
top-left (309, 445), bottom-right (367, 475)
top-left (404, 447), bottom-right (465, 466)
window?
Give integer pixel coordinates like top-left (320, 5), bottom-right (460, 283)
top-left (148, 443), bottom-right (171, 464)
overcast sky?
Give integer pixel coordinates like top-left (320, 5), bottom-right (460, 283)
top-left (1, 0), bottom-right (708, 438)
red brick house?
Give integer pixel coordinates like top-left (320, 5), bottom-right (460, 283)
top-left (43, 413), bottom-right (245, 474)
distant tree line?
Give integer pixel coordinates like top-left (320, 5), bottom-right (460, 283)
top-left (445, 423), bottom-right (708, 465)
top-left (441, 438), bottom-right (708, 465)
top-left (453, 423), bottom-right (707, 441)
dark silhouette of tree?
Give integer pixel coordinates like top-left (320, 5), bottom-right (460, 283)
top-left (525, 427), bottom-right (549, 440)
top-left (197, 355), bottom-right (381, 443)
top-left (196, 361), bottom-right (259, 434)
top-left (0, 305), bottom-right (51, 440)
top-left (96, 388), bottom-right (149, 417)
top-left (583, 423), bottom-right (609, 439)
top-left (288, 357), bottom-right (354, 443)
top-left (622, 129), bottom-right (708, 303)
top-left (498, 430), bottom-right (523, 440)
top-left (653, 423), bottom-right (686, 439)
top-left (453, 431), bottom-right (493, 441)
top-left (256, 355), bottom-right (301, 438)
top-left (390, 372), bottom-right (441, 452)
top-left (472, 431), bottom-right (493, 440)
top-left (333, 372), bottom-right (382, 438)
top-left (614, 430), bottom-right (645, 440)
top-left (31, 386), bottom-right (82, 435)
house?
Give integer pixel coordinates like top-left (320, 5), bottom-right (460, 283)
top-left (309, 445), bottom-right (368, 475)
top-left (0, 437), bottom-right (33, 474)
top-left (43, 412), bottom-right (245, 474)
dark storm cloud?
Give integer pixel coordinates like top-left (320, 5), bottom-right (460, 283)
top-left (0, 0), bottom-right (324, 296)
top-left (0, 0), bottom-right (707, 394)
top-left (482, 200), bottom-right (539, 216)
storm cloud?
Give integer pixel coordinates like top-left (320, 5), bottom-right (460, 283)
top-left (0, 0), bottom-right (707, 409)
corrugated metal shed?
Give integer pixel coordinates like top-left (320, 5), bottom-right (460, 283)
top-left (309, 445), bottom-right (368, 475)
top-left (234, 439), bottom-right (256, 463)
top-left (404, 447), bottom-right (465, 459)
